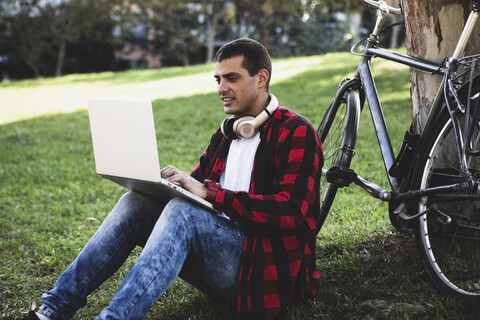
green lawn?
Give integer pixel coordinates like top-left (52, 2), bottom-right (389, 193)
top-left (1, 52), bottom-right (478, 319)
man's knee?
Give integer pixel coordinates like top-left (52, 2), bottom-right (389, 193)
top-left (115, 192), bottom-right (164, 217)
top-left (104, 192), bottom-right (163, 240)
top-left (118, 191), bottom-right (153, 208)
top-left (163, 198), bottom-right (195, 218)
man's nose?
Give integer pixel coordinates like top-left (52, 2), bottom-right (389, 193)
top-left (217, 80), bottom-right (229, 94)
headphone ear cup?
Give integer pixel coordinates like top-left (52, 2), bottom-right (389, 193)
top-left (233, 116), bottom-right (256, 139)
top-left (221, 117), bottom-right (239, 139)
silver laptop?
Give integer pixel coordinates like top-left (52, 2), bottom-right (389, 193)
top-left (86, 98), bottom-right (218, 213)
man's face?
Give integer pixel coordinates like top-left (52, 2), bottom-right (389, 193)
top-left (214, 55), bottom-right (266, 117)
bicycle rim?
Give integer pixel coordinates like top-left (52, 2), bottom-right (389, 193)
top-left (317, 90), bottom-right (359, 227)
top-left (415, 109), bottom-right (480, 302)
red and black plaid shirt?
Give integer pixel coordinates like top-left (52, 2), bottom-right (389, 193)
top-left (191, 106), bottom-right (323, 319)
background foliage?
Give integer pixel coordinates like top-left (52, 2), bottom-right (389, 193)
top-left (0, 0), bottom-right (372, 79)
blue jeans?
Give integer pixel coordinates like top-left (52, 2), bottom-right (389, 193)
top-left (40, 192), bottom-right (245, 320)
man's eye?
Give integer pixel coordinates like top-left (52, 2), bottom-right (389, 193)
top-left (228, 77), bottom-right (237, 82)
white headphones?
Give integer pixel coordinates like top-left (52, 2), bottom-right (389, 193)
top-left (221, 94), bottom-right (278, 139)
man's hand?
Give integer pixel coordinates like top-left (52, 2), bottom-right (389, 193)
top-left (161, 165), bottom-right (208, 199)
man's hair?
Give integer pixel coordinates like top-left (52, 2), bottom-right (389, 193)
top-left (214, 38), bottom-right (272, 90)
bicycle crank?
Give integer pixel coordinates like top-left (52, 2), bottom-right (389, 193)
top-left (326, 166), bottom-right (392, 201)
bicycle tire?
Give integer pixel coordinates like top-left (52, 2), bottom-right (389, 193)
top-left (414, 80), bottom-right (480, 302)
top-left (317, 88), bottom-right (361, 229)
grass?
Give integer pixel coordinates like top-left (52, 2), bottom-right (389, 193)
top-left (1, 52), bottom-right (479, 319)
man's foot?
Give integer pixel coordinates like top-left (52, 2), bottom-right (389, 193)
top-left (21, 310), bottom-right (40, 320)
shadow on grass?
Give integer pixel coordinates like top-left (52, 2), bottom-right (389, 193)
top-left (147, 232), bottom-right (480, 319)
top-left (286, 232), bottom-right (480, 320)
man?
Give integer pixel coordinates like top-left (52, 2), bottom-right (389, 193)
top-left (23, 38), bottom-right (323, 320)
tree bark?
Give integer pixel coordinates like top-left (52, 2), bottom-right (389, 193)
top-left (400, 0), bottom-right (480, 133)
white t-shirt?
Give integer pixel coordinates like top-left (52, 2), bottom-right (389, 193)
top-left (219, 132), bottom-right (261, 218)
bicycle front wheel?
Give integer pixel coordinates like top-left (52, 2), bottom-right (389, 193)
top-left (317, 88), bottom-right (361, 228)
top-left (414, 88), bottom-right (480, 302)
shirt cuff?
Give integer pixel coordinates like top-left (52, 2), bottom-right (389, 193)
top-left (203, 179), bottom-right (221, 202)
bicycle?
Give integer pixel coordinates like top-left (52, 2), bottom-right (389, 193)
top-left (317, 0), bottom-right (480, 303)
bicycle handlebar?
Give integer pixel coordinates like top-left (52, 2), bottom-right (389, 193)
top-left (363, 0), bottom-right (402, 15)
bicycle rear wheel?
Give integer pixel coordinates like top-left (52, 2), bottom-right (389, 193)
top-left (317, 88), bottom-right (361, 228)
top-left (414, 83), bottom-right (480, 302)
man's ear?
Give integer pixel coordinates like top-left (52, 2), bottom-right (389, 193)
top-left (257, 69), bottom-right (269, 88)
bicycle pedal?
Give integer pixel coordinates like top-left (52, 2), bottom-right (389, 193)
top-left (326, 166), bottom-right (358, 188)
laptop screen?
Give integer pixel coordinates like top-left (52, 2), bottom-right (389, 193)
top-left (87, 98), bottom-right (162, 182)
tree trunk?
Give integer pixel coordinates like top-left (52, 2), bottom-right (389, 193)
top-left (206, 20), bottom-right (214, 63)
top-left (400, 0), bottom-right (480, 133)
top-left (25, 58), bottom-right (41, 78)
top-left (55, 37), bottom-right (66, 77)
top-left (204, 1), bottom-right (224, 64)
top-left (206, 17), bottom-right (217, 63)
top-left (261, 0), bottom-right (274, 53)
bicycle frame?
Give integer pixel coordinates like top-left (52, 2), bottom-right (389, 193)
top-left (355, 46), bottom-right (444, 192)
top-left (334, 1), bottom-right (480, 199)
top-left (320, 0), bottom-right (480, 302)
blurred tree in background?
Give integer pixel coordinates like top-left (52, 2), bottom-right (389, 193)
top-left (0, 0), bottom-right (132, 78)
top-left (0, 0), bottom-right (398, 80)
